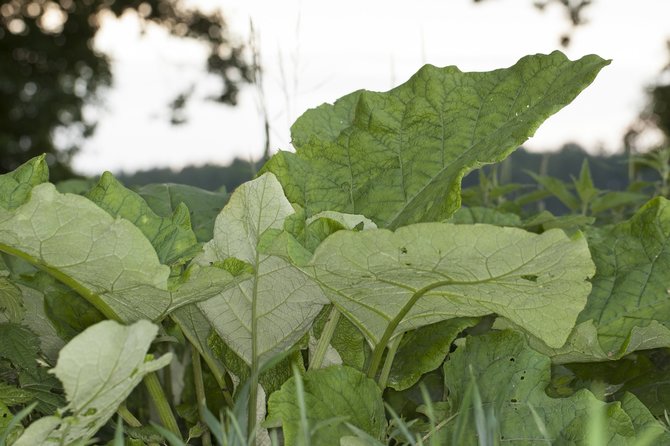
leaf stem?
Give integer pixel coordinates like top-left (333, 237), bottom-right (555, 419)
top-left (144, 369), bottom-right (182, 441)
top-left (309, 305), bottom-right (341, 370)
top-left (0, 243), bottom-right (121, 322)
top-left (117, 403), bottom-right (142, 428)
top-left (170, 314), bottom-right (235, 407)
top-left (377, 334), bottom-right (403, 389)
top-left (366, 280), bottom-right (454, 380)
top-left (191, 346), bottom-right (213, 446)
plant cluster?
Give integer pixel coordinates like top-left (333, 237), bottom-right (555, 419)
top-left (2, 51), bottom-right (670, 446)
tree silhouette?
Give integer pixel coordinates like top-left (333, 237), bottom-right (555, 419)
top-left (0, 0), bottom-right (250, 180)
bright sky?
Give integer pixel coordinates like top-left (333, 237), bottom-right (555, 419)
top-left (72, 0), bottom-right (670, 174)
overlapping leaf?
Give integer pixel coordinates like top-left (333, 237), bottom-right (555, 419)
top-left (136, 182), bottom-right (229, 242)
top-left (0, 155), bottom-right (48, 211)
top-left (518, 197), bottom-right (670, 363)
top-left (0, 179), bottom-right (236, 323)
top-left (87, 172), bottom-right (201, 266)
top-left (308, 223), bottom-right (594, 349)
top-left (441, 331), bottom-right (668, 445)
top-left (266, 366), bottom-right (385, 445)
top-left (263, 52), bottom-right (609, 228)
top-left (13, 320), bottom-right (171, 446)
top-left (195, 173), bottom-right (328, 366)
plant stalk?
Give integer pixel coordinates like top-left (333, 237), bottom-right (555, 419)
top-left (367, 280), bottom-right (458, 380)
top-left (117, 403), bottom-right (142, 428)
top-left (309, 306), bottom-right (341, 370)
top-left (144, 370), bottom-right (182, 441)
top-left (191, 347), bottom-right (213, 446)
top-left (377, 334), bottom-right (403, 389)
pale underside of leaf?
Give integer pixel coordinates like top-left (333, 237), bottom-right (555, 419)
top-left (196, 173), bottom-right (328, 365)
top-left (14, 320), bottom-right (171, 446)
top-left (513, 197), bottom-right (670, 363)
top-left (0, 183), bottom-right (235, 323)
top-left (308, 223), bottom-right (594, 349)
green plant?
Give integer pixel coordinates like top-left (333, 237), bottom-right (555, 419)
top-left (1, 51), bottom-right (669, 445)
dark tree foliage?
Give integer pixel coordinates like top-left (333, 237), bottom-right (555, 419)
top-left (0, 0), bottom-right (251, 180)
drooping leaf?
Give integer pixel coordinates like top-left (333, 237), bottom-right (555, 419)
top-left (308, 223), bottom-right (594, 349)
top-left (136, 183), bottom-right (229, 242)
top-left (312, 306), bottom-right (368, 370)
top-left (262, 52), bottom-right (609, 228)
top-left (171, 305), bottom-right (228, 387)
top-left (13, 282), bottom-right (64, 362)
top-left (208, 331), bottom-right (306, 396)
top-left (266, 366), bottom-right (385, 445)
top-left (195, 173), bottom-right (327, 366)
top-left (87, 172), bottom-right (201, 266)
top-left (441, 331), bottom-right (669, 445)
top-left (0, 183), bottom-right (236, 322)
top-left (13, 320), bottom-right (172, 446)
top-left (388, 317), bottom-right (479, 391)
top-left (0, 155), bottom-right (48, 211)
top-left (561, 350), bottom-right (670, 418)
top-left (519, 197), bottom-right (670, 363)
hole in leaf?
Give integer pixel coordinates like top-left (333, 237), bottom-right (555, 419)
top-left (510, 398), bottom-right (518, 403)
top-left (400, 247), bottom-right (408, 254)
top-left (521, 274), bottom-right (538, 282)
top-left (510, 357), bottom-right (515, 362)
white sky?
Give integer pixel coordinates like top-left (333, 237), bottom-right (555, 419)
top-left (72, 0), bottom-right (670, 174)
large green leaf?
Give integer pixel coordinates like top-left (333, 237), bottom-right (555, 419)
top-left (266, 366), bottom-right (385, 445)
top-left (263, 52), bottom-right (609, 228)
top-left (86, 172), bottom-right (201, 266)
top-left (388, 317), bottom-right (479, 391)
top-left (0, 155), bottom-right (48, 211)
top-left (308, 223), bottom-right (594, 350)
top-left (442, 331), bottom-right (669, 445)
top-left (136, 182), bottom-right (229, 243)
top-left (195, 173), bottom-right (328, 366)
top-left (13, 320), bottom-right (171, 446)
top-left (0, 183), bottom-right (235, 322)
top-left (517, 197), bottom-right (670, 363)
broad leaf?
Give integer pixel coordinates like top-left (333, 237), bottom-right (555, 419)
top-left (0, 183), bottom-right (235, 322)
top-left (519, 197), bottom-right (670, 362)
top-left (263, 52), bottom-right (609, 228)
top-left (0, 155), bottom-right (48, 211)
top-left (266, 366), bottom-right (385, 445)
top-left (308, 223), bottom-right (594, 349)
top-left (196, 173), bottom-right (328, 365)
top-left (13, 320), bottom-right (171, 446)
top-left (441, 331), bottom-right (669, 445)
top-left (312, 306), bottom-right (368, 370)
top-left (388, 318), bottom-right (479, 391)
top-left (136, 182), bottom-right (229, 242)
top-left (87, 172), bottom-right (201, 266)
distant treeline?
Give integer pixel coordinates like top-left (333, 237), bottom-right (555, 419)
top-left (117, 144), bottom-right (646, 194)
